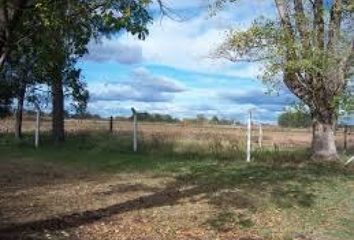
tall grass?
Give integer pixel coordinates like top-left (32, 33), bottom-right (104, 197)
top-left (0, 130), bottom-right (313, 170)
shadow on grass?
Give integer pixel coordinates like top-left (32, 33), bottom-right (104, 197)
top-left (205, 209), bottom-right (255, 231)
top-left (1, 160), bottom-right (353, 238)
top-left (94, 183), bottom-right (161, 196)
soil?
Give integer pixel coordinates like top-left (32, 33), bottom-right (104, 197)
top-left (0, 158), bottom-right (259, 240)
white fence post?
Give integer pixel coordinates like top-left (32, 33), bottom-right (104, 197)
top-left (131, 108), bottom-right (138, 152)
top-left (246, 110), bottom-right (252, 162)
top-left (258, 123), bottom-right (263, 149)
top-left (35, 106), bottom-right (40, 148)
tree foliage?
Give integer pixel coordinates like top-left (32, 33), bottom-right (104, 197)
top-left (216, 1), bottom-right (353, 120)
top-left (0, 0), bottom-right (156, 141)
top-left (214, 0), bottom-right (353, 159)
top-left (278, 108), bottom-right (312, 128)
top-left (131, 112), bottom-right (179, 123)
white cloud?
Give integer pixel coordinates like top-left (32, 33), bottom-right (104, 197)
top-left (130, 67), bottom-right (185, 93)
top-left (84, 39), bottom-right (143, 64)
top-left (220, 88), bottom-right (296, 108)
top-left (89, 67), bottom-right (185, 103)
top-left (85, 0), bottom-right (275, 78)
top-left (83, 1), bottom-right (285, 122)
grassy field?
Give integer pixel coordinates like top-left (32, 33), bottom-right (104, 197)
top-left (1, 131), bottom-right (354, 240)
top-left (2, 118), bottom-right (353, 150)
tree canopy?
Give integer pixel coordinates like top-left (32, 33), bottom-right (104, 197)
top-left (278, 107), bottom-right (312, 128)
top-left (0, 0), bottom-right (156, 141)
top-left (215, 0), bottom-right (353, 159)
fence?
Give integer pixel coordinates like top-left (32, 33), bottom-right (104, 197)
top-left (1, 117), bottom-right (353, 153)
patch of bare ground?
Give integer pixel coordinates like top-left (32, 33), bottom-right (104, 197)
top-left (1, 153), bottom-right (354, 240)
top-left (0, 158), bottom-right (268, 240)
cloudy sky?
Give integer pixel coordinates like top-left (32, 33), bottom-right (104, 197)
top-left (78, 0), bottom-right (297, 123)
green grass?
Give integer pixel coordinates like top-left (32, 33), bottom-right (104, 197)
top-left (0, 131), bottom-right (313, 172)
top-left (1, 132), bottom-right (354, 239)
top-left (0, 132), bottom-right (202, 173)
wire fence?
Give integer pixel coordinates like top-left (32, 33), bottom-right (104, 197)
top-left (1, 117), bottom-right (353, 152)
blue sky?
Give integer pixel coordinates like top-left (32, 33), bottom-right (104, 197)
top-left (78, 0), bottom-right (297, 123)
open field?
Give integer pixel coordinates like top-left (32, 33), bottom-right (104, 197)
top-left (1, 131), bottom-right (354, 240)
top-left (1, 118), bottom-right (354, 151)
top-left (2, 0), bottom-right (353, 239)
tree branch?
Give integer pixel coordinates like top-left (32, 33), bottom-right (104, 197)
top-left (314, 0), bottom-right (324, 49)
top-left (328, 0), bottom-right (342, 51)
top-left (155, 0), bottom-right (186, 22)
top-left (283, 71), bottom-right (313, 107)
top-left (294, 0), bottom-right (310, 49)
top-left (307, 0), bottom-right (315, 7)
top-left (275, 0), bottom-right (294, 38)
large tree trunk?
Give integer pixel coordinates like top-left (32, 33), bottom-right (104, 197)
top-left (312, 120), bottom-right (338, 160)
top-left (52, 76), bottom-right (65, 143)
top-left (14, 82), bottom-right (26, 139)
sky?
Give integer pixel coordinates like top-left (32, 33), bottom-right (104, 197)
top-left (78, 0), bottom-right (297, 123)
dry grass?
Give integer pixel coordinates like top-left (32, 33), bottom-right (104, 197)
top-left (1, 118), bottom-right (353, 151)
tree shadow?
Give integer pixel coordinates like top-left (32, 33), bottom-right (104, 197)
top-left (93, 183), bottom-right (161, 196)
top-left (271, 184), bottom-right (316, 208)
top-left (1, 160), bottom-right (353, 239)
top-left (205, 209), bottom-right (255, 232)
top-left (0, 184), bottom-right (203, 239)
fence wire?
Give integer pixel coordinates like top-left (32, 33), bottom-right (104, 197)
top-left (0, 118), bottom-right (353, 151)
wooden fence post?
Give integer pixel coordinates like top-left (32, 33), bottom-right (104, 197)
top-left (131, 108), bottom-right (138, 152)
top-left (273, 142), bottom-right (279, 152)
top-left (344, 125), bottom-right (348, 153)
top-left (109, 116), bottom-right (113, 133)
top-left (246, 110), bottom-right (252, 162)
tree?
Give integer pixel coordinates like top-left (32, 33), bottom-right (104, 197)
top-left (25, 0), bottom-right (153, 142)
top-left (196, 114), bottom-right (207, 124)
top-left (215, 0), bottom-right (354, 160)
top-left (5, 44), bottom-right (39, 139)
top-left (68, 75), bottom-right (89, 119)
top-left (278, 109), bottom-right (312, 128)
top-left (131, 111), bottom-right (178, 123)
top-left (211, 115), bottom-right (220, 124)
top-left (0, 0), bottom-right (167, 143)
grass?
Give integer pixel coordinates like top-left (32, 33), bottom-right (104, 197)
top-left (1, 131), bottom-right (354, 239)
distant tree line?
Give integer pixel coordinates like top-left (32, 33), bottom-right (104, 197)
top-left (182, 114), bottom-right (240, 125)
top-left (210, 115), bottom-right (241, 125)
top-left (70, 112), bottom-right (102, 120)
top-left (278, 110), bottom-right (312, 128)
top-left (0, 108), bottom-right (104, 120)
top-left (129, 112), bottom-right (179, 123)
